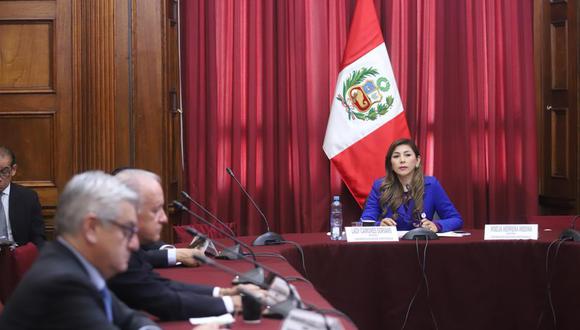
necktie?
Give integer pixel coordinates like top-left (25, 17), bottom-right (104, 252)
top-left (0, 192), bottom-right (8, 240)
top-left (99, 287), bottom-right (113, 322)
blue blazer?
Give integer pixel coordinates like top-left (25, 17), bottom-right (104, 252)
top-left (360, 176), bottom-right (463, 232)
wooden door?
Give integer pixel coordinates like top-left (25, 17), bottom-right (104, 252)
top-left (535, 0), bottom-right (579, 214)
top-left (0, 0), bottom-right (73, 235)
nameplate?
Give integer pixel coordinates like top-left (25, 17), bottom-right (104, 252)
top-left (345, 226), bottom-right (399, 242)
top-left (281, 309), bottom-right (344, 330)
top-left (484, 224), bottom-right (538, 240)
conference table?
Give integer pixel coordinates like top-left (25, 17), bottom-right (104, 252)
top-left (159, 228), bottom-right (580, 330)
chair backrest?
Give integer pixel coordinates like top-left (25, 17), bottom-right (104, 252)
top-left (0, 243), bottom-right (39, 304)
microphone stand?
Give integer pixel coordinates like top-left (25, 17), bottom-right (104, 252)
top-left (181, 191), bottom-right (241, 259)
top-left (174, 201), bottom-right (256, 262)
top-left (185, 226), bottom-right (265, 286)
top-left (185, 226), bottom-right (291, 277)
top-left (226, 167), bottom-right (284, 246)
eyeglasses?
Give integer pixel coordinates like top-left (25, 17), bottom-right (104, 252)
top-left (108, 220), bottom-right (138, 241)
top-left (0, 166), bottom-right (13, 179)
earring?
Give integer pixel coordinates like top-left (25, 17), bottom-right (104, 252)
top-left (415, 164), bottom-right (419, 169)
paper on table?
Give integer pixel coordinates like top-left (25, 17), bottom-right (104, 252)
top-left (437, 231), bottom-right (471, 238)
top-left (189, 313), bottom-right (235, 325)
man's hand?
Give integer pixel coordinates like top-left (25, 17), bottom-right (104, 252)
top-left (219, 283), bottom-right (262, 296)
top-left (175, 248), bottom-right (204, 267)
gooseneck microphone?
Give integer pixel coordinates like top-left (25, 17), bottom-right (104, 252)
top-left (180, 191), bottom-right (241, 259)
top-left (181, 191), bottom-right (237, 237)
top-left (173, 201), bottom-right (255, 262)
top-left (184, 226), bottom-right (302, 283)
top-left (226, 167), bottom-right (284, 246)
top-left (192, 253), bottom-right (301, 317)
top-left (186, 232), bottom-right (265, 288)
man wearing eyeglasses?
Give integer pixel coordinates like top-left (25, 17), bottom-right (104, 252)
top-left (0, 146), bottom-right (45, 247)
top-left (108, 169), bottom-right (247, 320)
top-left (0, 171), bottom-right (161, 329)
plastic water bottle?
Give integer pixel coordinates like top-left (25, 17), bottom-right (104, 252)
top-left (330, 196), bottom-right (343, 240)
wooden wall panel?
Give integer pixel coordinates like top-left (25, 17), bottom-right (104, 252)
top-left (0, 112), bottom-right (56, 183)
top-left (113, 0), bottom-right (131, 166)
top-left (550, 107), bottom-right (569, 179)
top-left (0, 22), bottom-right (53, 91)
top-left (74, 0), bottom-right (117, 172)
top-left (0, 0), bottom-right (182, 241)
top-left (550, 21), bottom-right (568, 90)
top-left (133, 0), bottom-right (166, 177)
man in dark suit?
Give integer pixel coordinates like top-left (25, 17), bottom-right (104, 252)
top-left (0, 171), bottom-right (160, 330)
top-left (141, 240), bottom-right (203, 268)
top-left (109, 169), bottom-right (250, 320)
top-left (111, 166), bottom-right (201, 268)
top-left (0, 147), bottom-right (45, 247)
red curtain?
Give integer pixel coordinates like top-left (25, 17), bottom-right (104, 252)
top-left (181, 0), bottom-right (536, 235)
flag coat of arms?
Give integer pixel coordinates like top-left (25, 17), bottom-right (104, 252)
top-left (323, 0), bottom-right (410, 206)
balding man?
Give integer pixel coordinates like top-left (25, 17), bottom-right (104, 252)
top-left (111, 166), bottom-right (201, 268)
top-left (109, 169), bottom-right (245, 320)
top-left (0, 171), bottom-right (159, 330)
top-left (0, 146), bottom-right (45, 247)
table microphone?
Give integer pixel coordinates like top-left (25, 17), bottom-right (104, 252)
top-left (173, 201), bottom-right (256, 262)
top-left (559, 215), bottom-right (580, 242)
top-left (226, 167), bottom-right (284, 246)
top-left (185, 226), bottom-right (307, 295)
top-left (193, 254), bottom-right (300, 317)
top-left (181, 191), bottom-right (241, 258)
top-left (193, 254), bottom-right (268, 289)
top-left (184, 226), bottom-right (264, 286)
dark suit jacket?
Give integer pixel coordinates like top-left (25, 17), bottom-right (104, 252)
top-left (142, 241), bottom-right (171, 268)
top-left (108, 248), bottom-right (228, 320)
top-left (8, 183), bottom-right (45, 247)
top-left (0, 241), bottom-right (157, 330)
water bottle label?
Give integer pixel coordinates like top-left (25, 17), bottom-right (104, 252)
top-left (331, 226), bottom-right (341, 239)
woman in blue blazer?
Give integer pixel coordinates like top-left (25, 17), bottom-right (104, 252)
top-left (360, 138), bottom-right (463, 233)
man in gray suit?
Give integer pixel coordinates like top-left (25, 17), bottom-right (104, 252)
top-left (0, 171), bottom-right (160, 329)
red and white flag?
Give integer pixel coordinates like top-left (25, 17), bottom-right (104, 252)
top-left (323, 0), bottom-right (410, 206)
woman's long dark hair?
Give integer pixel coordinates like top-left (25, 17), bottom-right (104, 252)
top-left (378, 138), bottom-right (425, 220)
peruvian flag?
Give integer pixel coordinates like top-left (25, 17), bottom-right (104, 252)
top-left (323, 0), bottom-right (410, 206)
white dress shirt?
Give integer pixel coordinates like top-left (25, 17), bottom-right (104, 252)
top-left (1, 184), bottom-right (14, 241)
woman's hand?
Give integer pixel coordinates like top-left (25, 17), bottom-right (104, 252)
top-left (380, 218), bottom-right (397, 226)
top-left (420, 219), bottom-right (439, 232)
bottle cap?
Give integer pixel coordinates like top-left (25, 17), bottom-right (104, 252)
top-left (333, 195), bottom-right (340, 201)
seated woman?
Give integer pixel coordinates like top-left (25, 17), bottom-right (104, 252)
top-left (360, 138), bottom-right (463, 233)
